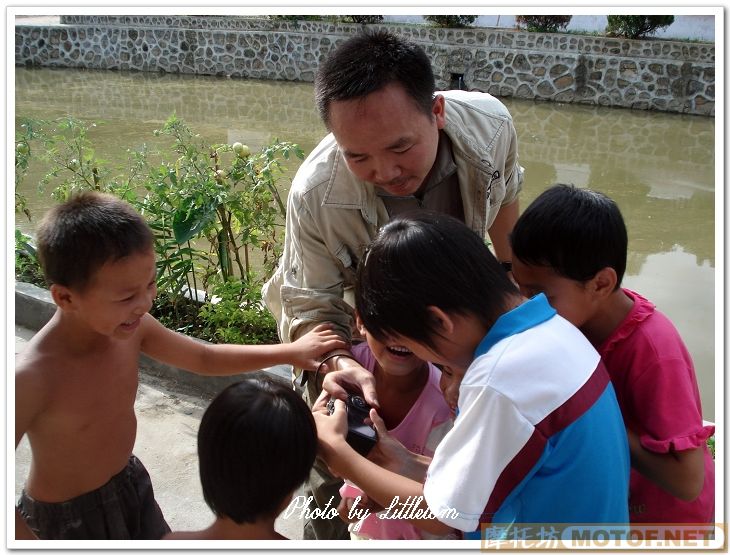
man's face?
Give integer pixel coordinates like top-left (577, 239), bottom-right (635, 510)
top-left (327, 83), bottom-right (445, 196)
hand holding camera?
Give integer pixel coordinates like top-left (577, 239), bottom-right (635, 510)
top-left (327, 394), bottom-right (378, 456)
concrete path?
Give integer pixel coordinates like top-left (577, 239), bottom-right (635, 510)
top-left (13, 325), bottom-right (304, 540)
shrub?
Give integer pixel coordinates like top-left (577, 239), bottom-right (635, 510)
top-left (197, 276), bottom-right (278, 344)
top-left (424, 15), bottom-right (478, 28)
top-left (346, 15), bottom-right (384, 24)
top-left (605, 15), bottom-right (675, 39)
top-left (14, 115), bottom-right (300, 345)
top-left (270, 15), bottom-right (323, 22)
top-left (15, 230), bottom-right (45, 287)
top-left (515, 15), bottom-right (572, 33)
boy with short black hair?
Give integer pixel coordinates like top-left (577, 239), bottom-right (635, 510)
top-left (164, 377), bottom-right (318, 540)
top-left (314, 211), bottom-right (630, 537)
top-left (15, 192), bottom-right (344, 540)
top-left (510, 184), bottom-right (714, 523)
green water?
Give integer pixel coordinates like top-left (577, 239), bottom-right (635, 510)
top-left (14, 67), bottom-right (716, 419)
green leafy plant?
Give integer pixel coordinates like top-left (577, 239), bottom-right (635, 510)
top-left (14, 116), bottom-right (143, 219)
top-left (34, 117), bottom-right (113, 201)
top-left (424, 15), bottom-right (478, 28)
top-left (516, 15), bottom-right (572, 33)
top-left (346, 15), bottom-right (384, 24)
top-left (198, 276), bottom-right (278, 344)
top-left (140, 115), bottom-right (302, 294)
top-left (270, 15), bottom-right (324, 22)
top-left (15, 230), bottom-right (45, 287)
top-left (707, 436), bottom-right (715, 459)
top-left (15, 120), bottom-right (42, 221)
top-left (14, 114), bottom-right (301, 346)
top-left (605, 15), bottom-right (675, 39)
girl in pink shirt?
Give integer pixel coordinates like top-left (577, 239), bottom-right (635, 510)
top-left (338, 316), bottom-right (454, 540)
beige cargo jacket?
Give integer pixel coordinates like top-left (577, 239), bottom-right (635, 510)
top-left (262, 90), bottom-right (523, 343)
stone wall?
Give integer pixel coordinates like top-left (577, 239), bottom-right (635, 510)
top-left (15, 15), bottom-right (714, 116)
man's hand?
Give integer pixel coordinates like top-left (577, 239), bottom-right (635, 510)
top-left (288, 324), bottom-right (348, 371)
top-left (320, 361), bottom-right (379, 408)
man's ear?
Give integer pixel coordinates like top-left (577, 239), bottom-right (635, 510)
top-left (432, 94), bottom-right (446, 129)
top-left (50, 283), bottom-right (77, 311)
top-left (425, 306), bottom-right (455, 335)
top-left (589, 267), bottom-right (618, 299)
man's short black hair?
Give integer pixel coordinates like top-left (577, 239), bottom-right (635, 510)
top-left (35, 191), bottom-right (154, 291)
top-left (510, 184), bottom-right (628, 287)
top-left (315, 30), bottom-right (436, 128)
top-left (355, 210), bottom-right (518, 350)
top-left (198, 377), bottom-right (317, 524)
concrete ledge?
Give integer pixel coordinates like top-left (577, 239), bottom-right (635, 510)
top-left (14, 281), bottom-right (293, 397)
top-left (15, 281), bottom-right (56, 331)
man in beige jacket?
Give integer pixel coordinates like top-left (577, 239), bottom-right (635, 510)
top-left (263, 29), bottom-right (523, 539)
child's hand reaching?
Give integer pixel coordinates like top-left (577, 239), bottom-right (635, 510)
top-left (288, 324), bottom-right (347, 371)
top-left (311, 392), bottom-right (352, 475)
top-left (337, 492), bottom-right (384, 524)
top-left (367, 409), bottom-right (432, 483)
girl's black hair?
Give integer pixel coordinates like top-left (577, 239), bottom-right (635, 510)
top-left (510, 184), bottom-right (628, 287)
top-left (197, 377), bottom-right (317, 524)
top-left (355, 210), bottom-right (518, 350)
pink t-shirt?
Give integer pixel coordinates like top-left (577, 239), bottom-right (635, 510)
top-left (340, 343), bottom-right (453, 540)
top-left (599, 289), bottom-right (714, 523)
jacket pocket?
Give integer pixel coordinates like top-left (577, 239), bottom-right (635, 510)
top-left (334, 244), bottom-right (359, 288)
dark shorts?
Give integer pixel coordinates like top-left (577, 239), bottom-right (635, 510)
top-left (17, 455), bottom-right (170, 540)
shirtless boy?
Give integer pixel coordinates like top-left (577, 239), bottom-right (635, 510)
top-left (15, 192), bottom-right (344, 540)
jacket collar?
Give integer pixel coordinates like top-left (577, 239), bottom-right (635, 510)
top-left (320, 93), bottom-right (497, 215)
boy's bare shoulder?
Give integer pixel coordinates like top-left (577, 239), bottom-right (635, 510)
top-left (16, 326), bottom-right (68, 396)
top-left (15, 347), bottom-right (49, 390)
top-left (15, 327), bottom-right (65, 434)
top-left (17, 319), bottom-right (70, 368)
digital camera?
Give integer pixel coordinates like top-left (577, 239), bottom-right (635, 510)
top-left (327, 394), bottom-right (378, 456)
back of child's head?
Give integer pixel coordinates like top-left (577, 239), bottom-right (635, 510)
top-left (510, 184), bottom-right (628, 286)
top-left (198, 377), bottom-right (317, 524)
top-left (36, 191), bottom-right (154, 291)
top-left (355, 210), bottom-right (518, 350)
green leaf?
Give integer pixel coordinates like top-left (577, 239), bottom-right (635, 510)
top-left (172, 196), bottom-right (218, 244)
top-left (15, 229), bottom-right (37, 258)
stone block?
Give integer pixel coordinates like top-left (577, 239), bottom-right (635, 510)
top-left (549, 63), bottom-right (569, 77)
top-left (554, 74), bottom-right (574, 89)
top-left (537, 81), bottom-right (555, 96)
top-left (554, 90), bottom-right (575, 102)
